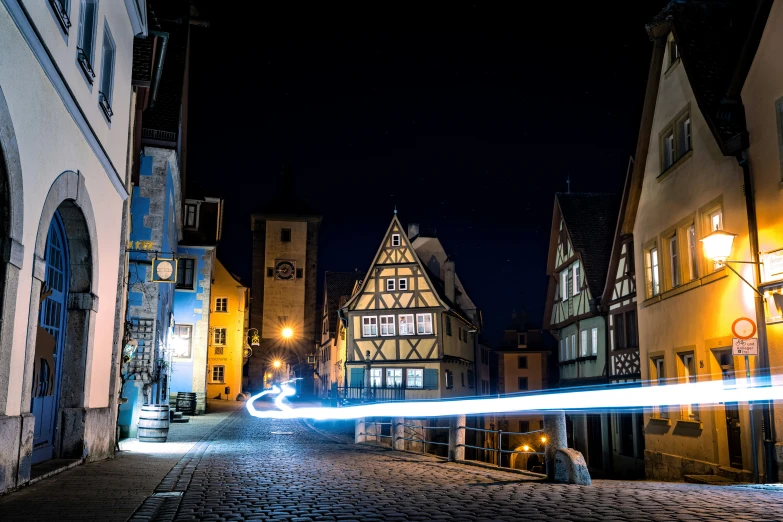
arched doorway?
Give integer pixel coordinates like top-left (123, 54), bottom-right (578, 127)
top-left (31, 211), bottom-right (69, 465)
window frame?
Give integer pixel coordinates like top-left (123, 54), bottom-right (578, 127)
top-left (184, 202), bottom-right (199, 229)
top-left (386, 368), bottom-right (403, 388)
top-left (398, 278), bottom-right (408, 291)
top-left (406, 368), bottom-right (424, 389)
top-left (644, 242), bottom-right (661, 298)
top-left (213, 327), bottom-right (226, 346)
top-left (391, 234), bottom-right (401, 247)
top-left (580, 330), bottom-right (588, 357)
top-left (687, 223), bottom-right (698, 281)
top-left (369, 368), bottom-right (382, 387)
top-left (659, 105), bottom-right (692, 175)
top-left (560, 270), bottom-right (568, 300)
top-left (215, 297), bottom-right (228, 313)
top-left (98, 22), bottom-right (116, 121)
top-left (176, 257), bottom-right (196, 290)
top-left (48, 0), bottom-right (73, 35)
top-left (210, 365), bottom-right (225, 383)
top-left (416, 313), bottom-right (433, 335)
top-left (700, 199), bottom-right (725, 274)
top-left (379, 315), bottom-right (395, 337)
top-left (517, 355), bottom-right (528, 369)
top-left (652, 356), bottom-right (668, 419)
top-left (570, 333), bottom-right (576, 360)
top-left (518, 377), bottom-right (528, 391)
top-left (572, 262), bottom-right (580, 295)
top-left (76, 0), bottom-right (98, 83)
top-left (399, 314), bottom-right (414, 335)
top-left (591, 327), bottom-right (598, 356)
top-left (173, 324), bottom-right (192, 358)
top-left (679, 351), bottom-right (699, 420)
top-left (361, 316), bottom-right (378, 338)
top-left (280, 228), bottom-right (292, 242)
top-left (386, 278), bottom-right (395, 291)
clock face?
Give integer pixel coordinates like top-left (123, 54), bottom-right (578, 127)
top-left (156, 260), bottom-right (174, 280)
top-left (275, 261), bottom-right (295, 280)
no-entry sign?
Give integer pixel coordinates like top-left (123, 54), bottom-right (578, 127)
top-left (732, 337), bottom-right (758, 356)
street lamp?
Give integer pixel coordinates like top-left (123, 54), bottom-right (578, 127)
top-left (281, 327), bottom-right (294, 339)
top-left (272, 360), bottom-right (282, 369)
top-left (700, 230), bottom-right (738, 265)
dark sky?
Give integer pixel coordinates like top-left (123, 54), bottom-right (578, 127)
top-left (187, 2), bottom-right (665, 345)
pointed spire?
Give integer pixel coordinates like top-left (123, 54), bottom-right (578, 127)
top-left (394, 205), bottom-right (397, 215)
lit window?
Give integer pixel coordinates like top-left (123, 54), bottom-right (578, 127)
top-left (362, 316), bottom-right (378, 337)
top-left (173, 324), bottom-right (192, 358)
top-left (211, 365), bottom-right (224, 383)
top-left (654, 357), bottom-right (668, 419)
top-left (670, 234), bottom-right (679, 288)
top-left (386, 368), bottom-right (403, 387)
top-left (391, 234), bottom-right (400, 246)
top-left (710, 209), bottom-right (723, 232)
top-left (572, 263), bottom-right (580, 295)
top-left (681, 353), bottom-right (698, 420)
top-left (386, 279), bottom-right (395, 291)
top-left (215, 297), bottom-right (228, 313)
top-left (77, 0), bottom-right (98, 81)
top-left (380, 315), bottom-right (395, 336)
top-left (98, 23), bottom-right (116, 120)
top-left (399, 315), bottom-right (414, 335)
top-left (687, 225), bottom-right (698, 280)
top-left (407, 369), bottom-right (423, 388)
top-left (213, 327), bottom-right (226, 346)
top-left (647, 246), bottom-right (660, 297)
top-left (561, 270), bottom-right (568, 299)
top-left (591, 328), bottom-right (598, 356)
top-left (184, 203), bottom-right (198, 228)
top-left (369, 368), bottom-right (382, 387)
top-left (416, 313), bottom-right (433, 335)
top-left (398, 278), bottom-right (408, 291)
top-left (581, 330), bottom-right (588, 357)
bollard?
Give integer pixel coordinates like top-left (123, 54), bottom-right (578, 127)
top-left (355, 417), bottom-right (366, 444)
top-left (544, 410), bottom-right (567, 481)
top-left (448, 414), bottom-right (466, 462)
top-left (393, 417), bottom-right (405, 451)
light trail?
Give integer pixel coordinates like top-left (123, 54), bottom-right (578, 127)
top-left (246, 379), bottom-right (783, 421)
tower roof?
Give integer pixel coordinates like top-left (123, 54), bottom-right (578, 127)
top-left (254, 164), bottom-right (320, 218)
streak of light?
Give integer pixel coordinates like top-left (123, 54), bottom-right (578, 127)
top-left (245, 379), bottom-right (783, 421)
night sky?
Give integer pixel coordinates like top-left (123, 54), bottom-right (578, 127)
top-left (187, 2), bottom-right (665, 345)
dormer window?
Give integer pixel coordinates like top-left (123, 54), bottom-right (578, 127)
top-left (184, 202), bottom-right (198, 228)
top-left (391, 234), bottom-right (401, 246)
top-left (398, 278), bottom-right (408, 291)
top-left (669, 40), bottom-right (679, 68)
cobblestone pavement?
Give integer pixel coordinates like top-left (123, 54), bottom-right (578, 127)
top-left (5, 400), bottom-right (783, 521)
top-left (0, 400), bottom-right (242, 522)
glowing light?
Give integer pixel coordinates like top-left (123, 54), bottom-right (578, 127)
top-left (541, 436), bottom-right (547, 444)
top-left (273, 360), bottom-right (282, 369)
top-left (522, 445), bottom-right (530, 452)
top-left (244, 379), bottom-right (783, 421)
top-left (281, 327), bottom-right (294, 339)
top-left (701, 229), bottom-right (737, 264)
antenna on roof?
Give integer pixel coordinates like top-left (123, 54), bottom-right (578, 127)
top-left (394, 205), bottom-right (397, 215)
top-left (566, 175), bottom-right (571, 194)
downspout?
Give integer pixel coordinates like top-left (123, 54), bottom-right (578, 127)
top-left (338, 308), bottom-right (348, 389)
top-left (737, 149), bottom-right (777, 482)
top-left (147, 31), bottom-right (169, 108)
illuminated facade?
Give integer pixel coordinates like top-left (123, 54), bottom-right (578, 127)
top-left (627, 2), bottom-right (775, 482)
top-left (318, 272), bottom-right (362, 397)
top-left (341, 215), bottom-right (479, 399)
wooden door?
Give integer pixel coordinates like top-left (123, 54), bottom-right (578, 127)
top-left (720, 352), bottom-right (743, 469)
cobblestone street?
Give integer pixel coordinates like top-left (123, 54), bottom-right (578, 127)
top-left (3, 403), bottom-right (783, 521)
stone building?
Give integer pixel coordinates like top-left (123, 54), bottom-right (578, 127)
top-left (247, 167), bottom-right (321, 395)
top-left (0, 0), bottom-right (147, 493)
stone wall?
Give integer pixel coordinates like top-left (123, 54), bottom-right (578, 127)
top-left (644, 449), bottom-right (753, 482)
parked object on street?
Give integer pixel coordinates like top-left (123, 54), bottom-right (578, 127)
top-left (138, 404), bottom-right (170, 442)
top-left (176, 392), bottom-right (197, 415)
top-left (554, 448), bottom-right (591, 485)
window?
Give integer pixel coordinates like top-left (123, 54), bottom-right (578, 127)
top-left (386, 279), bottom-right (395, 291)
top-left (77, 0), bottom-right (98, 81)
top-left (646, 246), bottom-right (660, 297)
top-left (214, 346), bottom-right (224, 355)
top-left (173, 324), bottom-right (192, 357)
top-left (213, 327), bottom-right (226, 346)
top-left (416, 314), bottom-right (433, 335)
top-left (467, 369), bottom-right (474, 388)
top-left (572, 263), bottom-right (580, 295)
top-left (391, 234), bottom-right (400, 246)
top-left (687, 224), bottom-right (698, 281)
top-left (564, 336), bottom-right (570, 361)
top-left (386, 368), bottom-right (403, 387)
top-left (626, 311), bottom-right (638, 348)
top-left (445, 370), bottom-right (454, 389)
top-left (580, 330), bottom-right (588, 357)
top-left (571, 333), bottom-right (576, 360)
top-left (518, 377), bottom-right (528, 391)
top-left (407, 369), bottom-right (423, 388)
top-left (681, 353), bottom-right (699, 420)
top-left (445, 316), bottom-right (452, 336)
top-left (591, 327), bottom-right (598, 356)
top-left (176, 258), bottom-right (195, 290)
top-left (211, 366), bottom-right (225, 383)
top-left (679, 117), bottom-right (691, 154)
top-left (266, 267), bottom-right (274, 277)
top-left (280, 228), bottom-right (291, 242)
top-left (519, 421), bottom-right (530, 433)
top-left (49, 0), bottom-right (72, 33)
top-left (215, 297), bottom-right (228, 313)
top-left (669, 39), bottom-right (679, 67)
top-left (380, 315), bottom-right (395, 336)
top-left (518, 333), bottom-right (527, 346)
top-left (669, 233), bottom-right (680, 288)
top-left (481, 349), bottom-right (489, 365)
top-left (653, 357), bottom-right (668, 418)
top-left (296, 268), bottom-right (303, 279)
top-left (184, 203), bottom-right (198, 228)
top-left (362, 316), bottom-right (378, 337)
top-left (615, 313), bottom-right (625, 350)
top-left (461, 372), bottom-right (465, 387)
top-left (663, 131), bottom-right (675, 170)
top-left (560, 339), bottom-right (565, 361)
top-left (518, 356), bottom-right (528, 369)
top-left (98, 24), bottom-right (116, 120)
top-left (399, 315), bottom-right (414, 335)
top-left (707, 207), bottom-right (724, 271)
top-left (561, 270), bottom-right (568, 299)
top-left (398, 278), bottom-right (408, 290)
top-left (369, 368), bottom-right (382, 387)
top-left (661, 109), bottom-right (692, 173)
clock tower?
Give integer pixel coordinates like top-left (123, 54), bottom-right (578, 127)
top-left (248, 166), bottom-right (321, 392)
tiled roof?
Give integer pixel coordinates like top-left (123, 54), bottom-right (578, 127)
top-left (556, 193), bottom-right (620, 299)
top-left (647, 1), bottom-right (760, 154)
top-left (325, 272), bottom-right (362, 335)
top-left (417, 259), bottom-right (476, 328)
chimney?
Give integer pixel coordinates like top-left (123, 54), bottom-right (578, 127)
top-left (444, 260), bottom-right (455, 303)
top-left (408, 223), bottom-right (420, 239)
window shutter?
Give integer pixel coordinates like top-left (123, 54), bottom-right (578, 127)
top-left (423, 369), bottom-right (438, 389)
top-left (350, 367), bottom-right (365, 387)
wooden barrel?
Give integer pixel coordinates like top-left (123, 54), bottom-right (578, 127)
top-left (176, 392), bottom-right (197, 415)
top-left (138, 404), bottom-right (170, 442)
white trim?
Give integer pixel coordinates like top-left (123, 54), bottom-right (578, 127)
top-left (391, 234), bottom-right (401, 246)
top-left (361, 316), bottom-right (378, 337)
top-left (213, 327), bottom-right (227, 346)
top-left (1, 0), bottom-right (128, 199)
top-left (416, 313), bottom-right (433, 335)
top-left (386, 278), bottom-right (395, 291)
top-left (398, 278), bottom-right (407, 291)
top-left (399, 314), bottom-right (414, 335)
top-left (380, 315), bottom-right (395, 336)
top-left (123, 0), bottom-right (147, 36)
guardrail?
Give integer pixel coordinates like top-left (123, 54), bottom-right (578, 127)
top-left (459, 425), bottom-right (545, 469)
top-left (336, 386), bottom-right (405, 403)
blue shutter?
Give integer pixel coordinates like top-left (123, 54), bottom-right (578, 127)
top-left (423, 369), bottom-right (438, 389)
top-left (350, 368), bottom-right (365, 387)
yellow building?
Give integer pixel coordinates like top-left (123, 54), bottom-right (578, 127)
top-left (207, 258), bottom-right (249, 400)
top-left (341, 214), bottom-right (479, 399)
top-left (625, 2), bottom-right (776, 482)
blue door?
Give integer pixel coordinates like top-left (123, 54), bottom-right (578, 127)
top-left (31, 212), bottom-right (69, 465)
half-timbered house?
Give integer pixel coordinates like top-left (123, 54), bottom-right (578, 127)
top-left (341, 214), bottom-right (479, 399)
top-left (318, 271), bottom-right (362, 397)
top-left (544, 192), bottom-right (619, 478)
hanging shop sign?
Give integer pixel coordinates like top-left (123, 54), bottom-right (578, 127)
top-left (151, 258), bottom-right (178, 283)
top-left (761, 248), bottom-right (783, 284)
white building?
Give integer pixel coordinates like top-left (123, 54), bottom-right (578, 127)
top-left (0, 0), bottom-right (146, 493)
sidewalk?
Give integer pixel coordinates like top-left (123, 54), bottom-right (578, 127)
top-left (0, 400), bottom-right (243, 522)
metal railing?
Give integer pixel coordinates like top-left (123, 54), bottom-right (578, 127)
top-left (396, 422), bottom-right (449, 455)
top-left (362, 420), bottom-right (394, 446)
top-left (336, 385), bottom-right (405, 404)
top-left (459, 425), bottom-right (546, 469)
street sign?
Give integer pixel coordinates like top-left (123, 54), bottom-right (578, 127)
top-left (732, 337), bottom-right (758, 356)
top-left (762, 248), bottom-right (783, 283)
top-left (731, 317), bottom-right (757, 339)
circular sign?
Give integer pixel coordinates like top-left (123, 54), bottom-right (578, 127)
top-left (731, 317), bottom-right (757, 340)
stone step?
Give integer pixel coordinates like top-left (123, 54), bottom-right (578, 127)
top-left (170, 417), bottom-right (190, 423)
top-left (684, 474), bottom-right (740, 485)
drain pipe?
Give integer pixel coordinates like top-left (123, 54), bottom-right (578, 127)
top-left (736, 149), bottom-right (777, 483)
